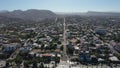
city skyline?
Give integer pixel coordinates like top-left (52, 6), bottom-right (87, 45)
top-left (0, 0), bottom-right (120, 12)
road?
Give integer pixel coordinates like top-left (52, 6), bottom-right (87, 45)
top-left (107, 42), bottom-right (120, 55)
top-left (7, 48), bottom-right (20, 60)
top-left (57, 17), bottom-right (70, 68)
top-left (62, 17), bottom-right (68, 61)
top-left (55, 17), bottom-right (58, 23)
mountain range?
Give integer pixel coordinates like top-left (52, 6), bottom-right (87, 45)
top-left (0, 9), bottom-right (57, 21)
top-left (0, 9), bottom-right (120, 22)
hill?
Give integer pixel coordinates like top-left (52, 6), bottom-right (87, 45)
top-left (0, 9), bottom-right (57, 21)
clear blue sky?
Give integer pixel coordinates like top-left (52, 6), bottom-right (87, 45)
top-left (0, 0), bottom-right (120, 12)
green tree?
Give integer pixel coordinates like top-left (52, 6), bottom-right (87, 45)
top-left (14, 55), bottom-right (23, 64)
top-left (39, 63), bottom-right (44, 68)
top-left (32, 61), bottom-right (38, 68)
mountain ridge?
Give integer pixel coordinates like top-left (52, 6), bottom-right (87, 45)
top-left (0, 9), bottom-right (57, 21)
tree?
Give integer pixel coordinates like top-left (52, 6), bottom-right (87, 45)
top-left (5, 62), bottom-right (9, 68)
top-left (57, 41), bottom-right (61, 44)
top-left (24, 61), bottom-right (29, 68)
top-left (75, 40), bottom-right (80, 44)
top-left (14, 55), bottom-right (23, 68)
top-left (41, 44), bottom-right (45, 50)
top-left (39, 63), bottom-right (44, 68)
top-left (32, 61), bottom-right (38, 68)
top-left (36, 40), bottom-right (42, 44)
top-left (67, 45), bottom-right (74, 55)
top-left (60, 45), bottom-right (63, 51)
top-left (14, 56), bottom-right (22, 64)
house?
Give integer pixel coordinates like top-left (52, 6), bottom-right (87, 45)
top-left (73, 46), bottom-right (79, 55)
top-left (91, 55), bottom-right (98, 64)
top-left (114, 42), bottom-right (120, 53)
top-left (79, 51), bottom-right (91, 64)
top-left (20, 46), bottom-right (32, 54)
top-left (24, 28), bottom-right (36, 33)
top-left (0, 60), bottom-right (6, 68)
top-left (3, 43), bottom-right (20, 53)
top-left (95, 29), bottom-right (107, 35)
top-left (109, 56), bottom-right (119, 62)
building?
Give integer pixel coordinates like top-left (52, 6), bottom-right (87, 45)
top-left (0, 60), bottom-right (6, 68)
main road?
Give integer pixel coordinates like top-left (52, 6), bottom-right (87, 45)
top-left (63, 17), bottom-right (68, 61)
top-left (57, 17), bottom-right (70, 68)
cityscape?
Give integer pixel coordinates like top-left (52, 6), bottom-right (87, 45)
top-left (0, 0), bottom-right (120, 68)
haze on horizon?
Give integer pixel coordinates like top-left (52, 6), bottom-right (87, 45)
top-left (0, 0), bottom-right (120, 12)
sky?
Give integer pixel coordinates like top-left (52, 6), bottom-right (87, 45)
top-left (0, 0), bottom-right (120, 12)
